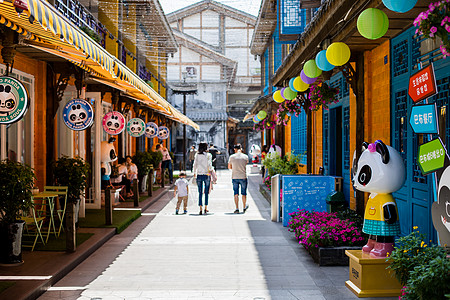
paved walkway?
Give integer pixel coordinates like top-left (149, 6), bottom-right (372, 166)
top-left (39, 168), bottom-right (395, 300)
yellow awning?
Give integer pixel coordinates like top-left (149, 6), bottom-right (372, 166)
top-left (0, 0), bottom-right (199, 130)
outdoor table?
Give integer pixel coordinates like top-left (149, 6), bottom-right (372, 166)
top-left (32, 192), bottom-right (59, 242)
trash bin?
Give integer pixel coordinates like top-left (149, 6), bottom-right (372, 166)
top-left (326, 191), bottom-right (346, 213)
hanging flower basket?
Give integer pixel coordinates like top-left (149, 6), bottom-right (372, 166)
top-left (253, 117), bottom-right (276, 132)
top-left (275, 100), bottom-right (305, 125)
top-left (414, 1), bottom-right (450, 58)
top-left (308, 80), bottom-right (339, 111)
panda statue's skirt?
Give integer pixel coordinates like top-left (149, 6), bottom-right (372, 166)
top-left (362, 193), bottom-right (401, 236)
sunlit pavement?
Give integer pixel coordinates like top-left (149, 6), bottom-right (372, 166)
top-left (39, 168), bottom-right (395, 300)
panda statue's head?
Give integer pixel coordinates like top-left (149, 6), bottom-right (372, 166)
top-left (101, 137), bottom-right (117, 163)
top-left (352, 140), bottom-right (405, 194)
top-left (0, 84), bottom-right (17, 115)
top-left (250, 145), bottom-right (261, 157)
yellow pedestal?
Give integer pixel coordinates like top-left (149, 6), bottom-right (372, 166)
top-left (345, 250), bottom-right (402, 298)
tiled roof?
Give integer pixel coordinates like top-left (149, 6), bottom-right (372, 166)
top-left (187, 112), bottom-right (228, 121)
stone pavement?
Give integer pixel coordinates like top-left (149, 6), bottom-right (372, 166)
top-left (39, 168), bottom-right (395, 300)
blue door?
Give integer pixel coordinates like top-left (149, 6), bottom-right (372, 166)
top-left (323, 72), bottom-right (351, 202)
top-left (391, 26), bottom-right (450, 241)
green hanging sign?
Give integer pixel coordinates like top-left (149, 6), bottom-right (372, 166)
top-left (417, 138), bottom-right (447, 175)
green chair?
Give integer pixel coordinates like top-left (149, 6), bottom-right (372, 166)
top-left (21, 200), bottom-right (47, 251)
top-left (44, 186), bottom-right (68, 237)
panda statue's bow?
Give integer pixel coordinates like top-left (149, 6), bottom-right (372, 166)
top-left (352, 140), bottom-right (405, 258)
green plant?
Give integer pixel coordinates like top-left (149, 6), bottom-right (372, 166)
top-left (414, 1), bottom-right (450, 58)
top-left (0, 160), bottom-right (35, 226)
top-left (263, 151), bottom-right (303, 178)
top-left (387, 228), bottom-right (449, 299)
top-left (308, 80), bottom-right (339, 111)
top-left (80, 26), bottom-right (101, 44)
top-left (401, 255), bottom-right (450, 300)
top-left (52, 156), bottom-right (90, 203)
top-left (133, 151), bottom-right (162, 176)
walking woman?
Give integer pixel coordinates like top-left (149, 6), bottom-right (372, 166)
top-left (193, 142), bottom-right (213, 215)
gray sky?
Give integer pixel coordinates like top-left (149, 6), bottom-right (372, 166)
top-left (158, 0), bottom-right (262, 17)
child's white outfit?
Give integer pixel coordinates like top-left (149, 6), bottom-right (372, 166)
top-left (175, 177), bottom-right (189, 213)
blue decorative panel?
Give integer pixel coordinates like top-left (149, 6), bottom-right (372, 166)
top-left (323, 110), bottom-right (329, 170)
top-left (282, 175), bottom-right (336, 226)
top-left (393, 39), bottom-right (408, 77)
top-left (273, 25), bottom-right (283, 72)
top-left (279, 0), bottom-right (307, 36)
top-left (343, 107), bottom-right (350, 170)
top-left (291, 111), bottom-right (307, 164)
top-left (393, 89), bottom-right (407, 163)
top-left (264, 50), bottom-right (269, 95)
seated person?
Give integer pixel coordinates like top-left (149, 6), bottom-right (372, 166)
top-left (111, 157), bottom-right (129, 200)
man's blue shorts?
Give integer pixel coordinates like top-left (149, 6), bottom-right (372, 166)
top-left (232, 179), bottom-right (248, 196)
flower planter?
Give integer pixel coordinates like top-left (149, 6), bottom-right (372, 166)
top-left (309, 245), bottom-right (361, 266)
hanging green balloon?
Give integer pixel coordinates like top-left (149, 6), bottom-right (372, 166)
top-left (357, 8), bottom-right (389, 40)
top-left (283, 87), bottom-right (298, 100)
top-left (257, 110), bottom-right (267, 120)
top-left (303, 60), bottom-right (322, 78)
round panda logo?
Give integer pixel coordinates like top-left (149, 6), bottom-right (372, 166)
top-left (126, 118), bottom-right (145, 137)
top-left (0, 76), bottom-right (29, 124)
top-left (62, 99), bottom-right (93, 130)
top-left (158, 126), bottom-right (170, 140)
top-left (145, 122), bottom-right (159, 138)
top-left (102, 111), bottom-right (125, 135)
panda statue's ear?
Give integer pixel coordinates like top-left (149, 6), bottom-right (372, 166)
top-left (376, 141), bottom-right (390, 164)
top-left (108, 137), bottom-right (116, 143)
top-left (362, 142), bottom-right (369, 151)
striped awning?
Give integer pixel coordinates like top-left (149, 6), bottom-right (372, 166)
top-left (0, 0), bottom-right (199, 130)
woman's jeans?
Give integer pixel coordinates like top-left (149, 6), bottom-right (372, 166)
top-left (161, 160), bottom-right (173, 183)
top-left (197, 175), bottom-right (210, 206)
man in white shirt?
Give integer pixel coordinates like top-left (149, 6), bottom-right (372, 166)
top-left (228, 144), bottom-right (249, 214)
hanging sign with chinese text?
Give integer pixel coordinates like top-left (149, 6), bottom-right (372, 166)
top-left (145, 122), bottom-right (158, 138)
top-left (126, 118), bottom-right (145, 137)
top-left (62, 99), bottom-right (94, 130)
top-left (102, 111), bottom-right (125, 135)
top-left (0, 76), bottom-right (29, 124)
top-left (408, 64), bottom-right (437, 103)
top-left (157, 126), bottom-right (170, 140)
top-left (417, 138), bottom-right (448, 175)
top-left (409, 103), bottom-right (438, 134)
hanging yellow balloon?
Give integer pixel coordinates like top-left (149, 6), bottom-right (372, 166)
top-left (293, 76), bottom-right (309, 92)
top-left (273, 90), bottom-right (285, 103)
top-left (326, 42), bottom-right (351, 66)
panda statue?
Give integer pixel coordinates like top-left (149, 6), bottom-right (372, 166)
top-left (352, 140), bottom-right (405, 258)
top-left (268, 144), bottom-right (282, 159)
top-left (101, 137), bottom-right (117, 189)
top-left (250, 145), bottom-right (261, 164)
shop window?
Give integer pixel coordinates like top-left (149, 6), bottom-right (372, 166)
top-left (290, 111), bottom-right (307, 165)
top-left (393, 39), bottom-right (409, 77)
top-left (0, 66), bottom-right (35, 167)
top-left (393, 89), bottom-right (407, 164)
top-left (323, 110), bottom-right (329, 171)
top-left (343, 107), bottom-right (350, 170)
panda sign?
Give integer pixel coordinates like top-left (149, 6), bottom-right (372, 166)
top-left (126, 118), bottom-right (145, 137)
top-left (0, 76), bottom-right (29, 124)
top-left (145, 122), bottom-right (158, 138)
top-left (62, 99), bottom-right (94, 130)
top-left (157, 126), bottom-right (170, 140)
top-left (102, 111), bottom-right (125, 135)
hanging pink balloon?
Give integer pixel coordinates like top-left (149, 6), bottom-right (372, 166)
top-left (300, 70), bottom-right (317, 84)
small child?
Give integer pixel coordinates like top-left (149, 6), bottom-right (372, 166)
top-left (174, 172), bottom-right (189, 214)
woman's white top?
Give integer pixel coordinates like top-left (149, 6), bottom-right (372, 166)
top-left (193, 152), bottom-right (213, 175)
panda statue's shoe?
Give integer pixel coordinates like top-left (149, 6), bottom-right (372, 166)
top-left (370, 242), bottom-right (394, 258)
top-left (362, 238), bottom-right (376, 253)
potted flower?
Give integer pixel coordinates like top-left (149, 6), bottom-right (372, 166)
top-left (414, 1), bottom-right (450, 58)
top-left (288, 209), bottom-right (367, 265)
top-left (308, 80), bottom-right (339, 111)
top-left (52, 155), bottom-right (90, 252)
top-left (0, 159), bottom-right (35, 265)
top-left (132, 151), bottom-right (162, 191)
top-left (386, 228), bottom-right (450, 299)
